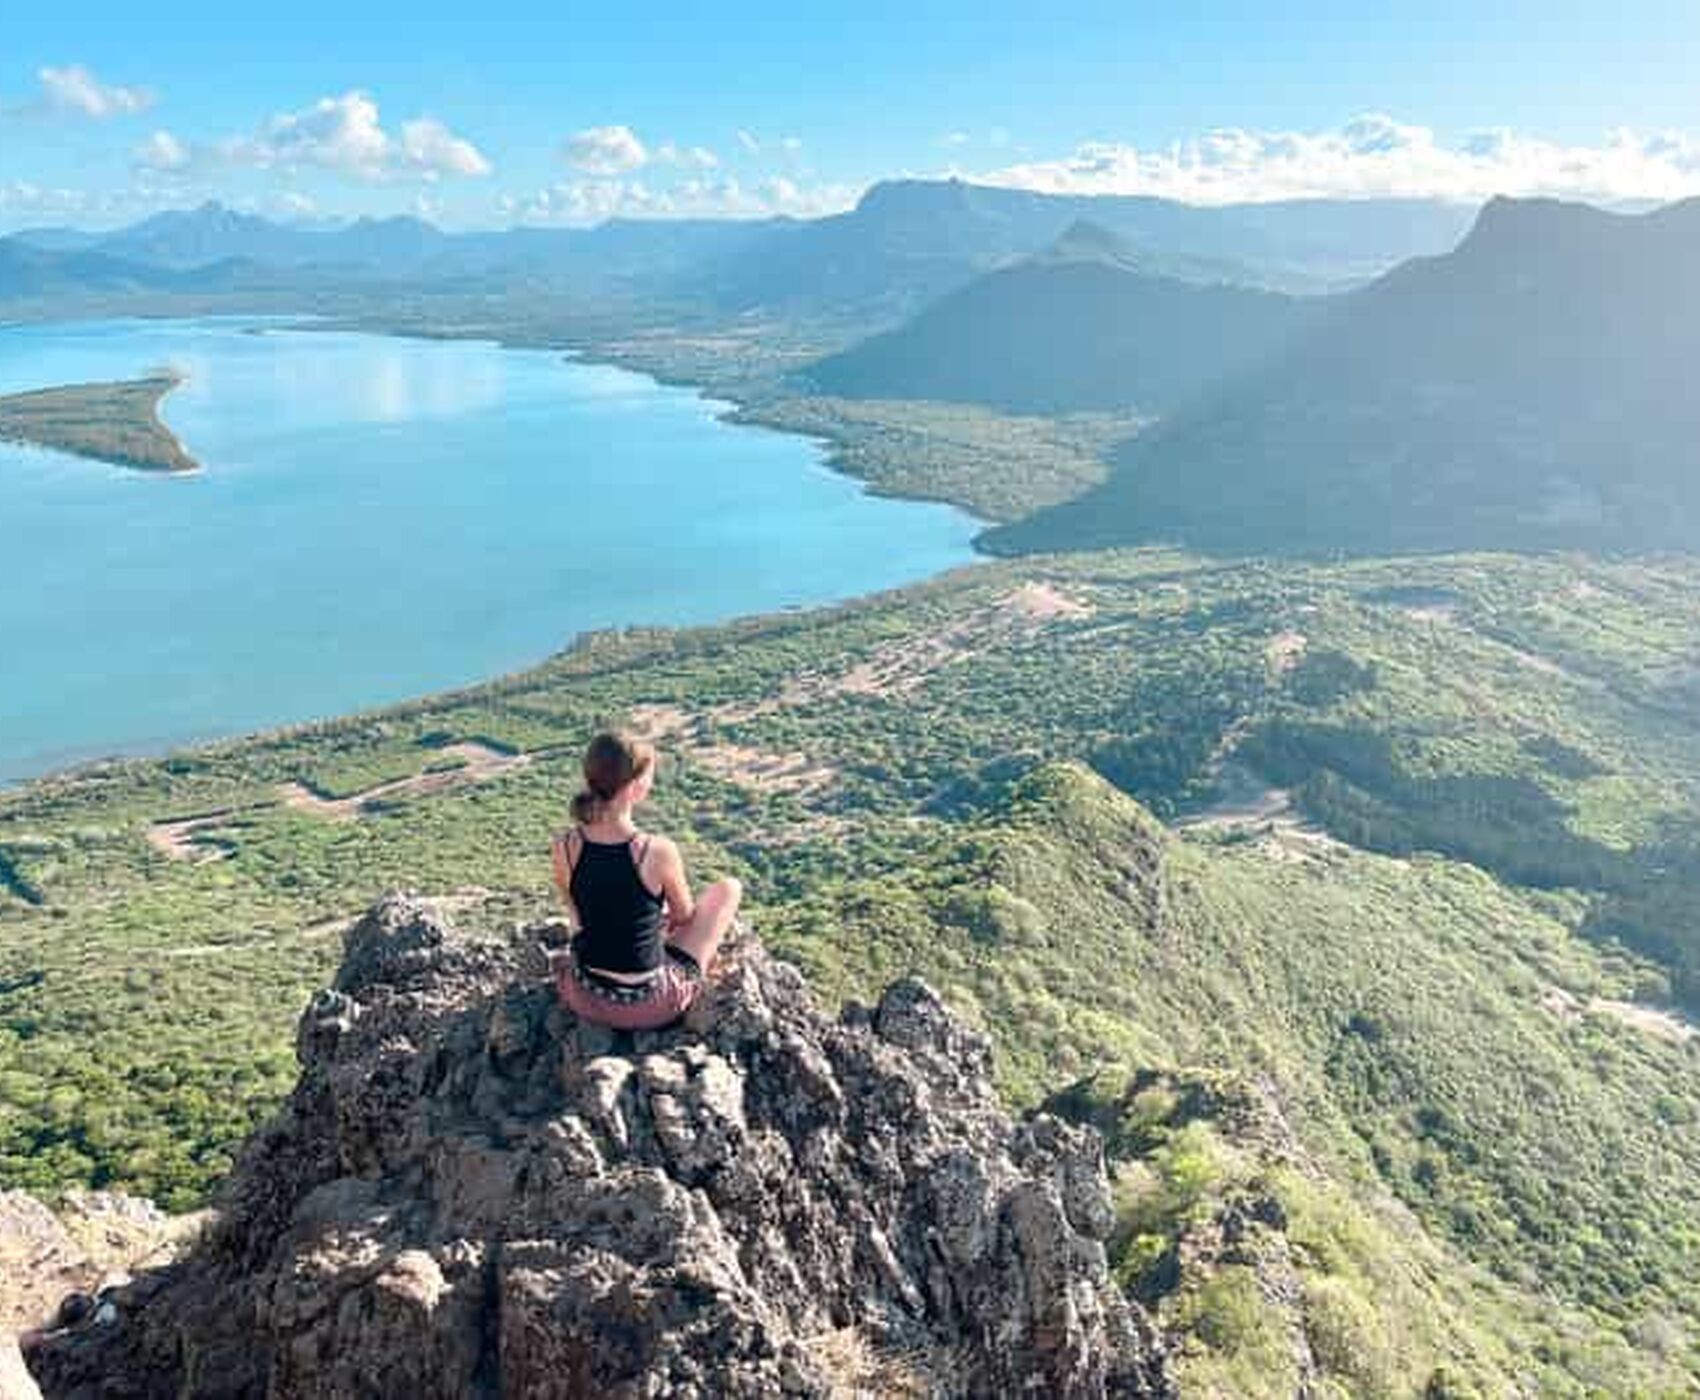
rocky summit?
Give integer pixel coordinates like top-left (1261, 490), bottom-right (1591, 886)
top-left (25, 894), bottom-right (1169, 1398)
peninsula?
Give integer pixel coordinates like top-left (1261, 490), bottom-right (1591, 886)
top-left (0, 372), bottom-right (199, 474)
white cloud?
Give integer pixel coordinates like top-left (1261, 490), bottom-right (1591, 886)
top-left (656, 142), bottom-right (720, 170)
top-left (563, 125), bottom-right (648, 175)
top-left (0, 181), bottom-right (64, 214)
top-left (730, 131), bottom-right (802, 163)
top-left (507, 173), bottom-right (857, 227)
top-left (514, 179), bottom-right (659, 224)
top-left (400, 117), bottom-right (493, 178)
top-left (151, 92), bottom-right (490, 182)
top-left (239, 91), bottom-right (392, 175)
top-left (133, 130), bottom-right (190, 172)
top-left (37, 64), bottom-right (154, 118)
top-left (0, 180), bottom-right (151, 230)
top-left (979, 113), bottom-right (1700, 205)
top-left (941, 131), bottom-right (970, 148)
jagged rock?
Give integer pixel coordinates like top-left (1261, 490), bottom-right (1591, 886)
top-left (27, 893), bottom-right (1169, 1398)
top-left (3, 1188), bottom-right (204, 1400)
top-left (1, 1193), bottom-right (89, 1339)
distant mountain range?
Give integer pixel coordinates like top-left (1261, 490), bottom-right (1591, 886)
top-left (803, 220), bottom-right (1315, 414)
top-left (983, 195), bottom-right (1700, 556)
top-left (13, 186), bottom-right (1692, 562)
top-left (0, 240), bottom-right (256, 299)
top-left (0, 202), bottom-right (787, 301)
top-left (1, 182), bottom-right (1476, 315)
top-left (681, 180), bottom-right (1475, 315)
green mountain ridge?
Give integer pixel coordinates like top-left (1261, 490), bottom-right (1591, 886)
top-left (986, 194), bottom-right (1700, 558)
top-left (803, 219), bottom-right (1313, 415)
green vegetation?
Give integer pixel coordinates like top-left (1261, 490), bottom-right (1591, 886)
top-left (0, 373), bottom-right (199, 474)
top-left (805, 230), bottom-right (1307, 417)
top-left (731, 395), bottom-right (1124, 522)
top-left (7, 190), bottom-right (1699, 1392)
top-left (5, 549), bottom-right (1700, 1390)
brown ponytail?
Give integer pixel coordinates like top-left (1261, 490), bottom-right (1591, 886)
top-left (571, 730), bottom-right (655, 824)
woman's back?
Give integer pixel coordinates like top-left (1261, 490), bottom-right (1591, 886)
top-left (566, 829), bottom-right (666, 974)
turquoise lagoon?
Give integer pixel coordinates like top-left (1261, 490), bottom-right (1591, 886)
top-left (0, 320), bottom-right (979, 782)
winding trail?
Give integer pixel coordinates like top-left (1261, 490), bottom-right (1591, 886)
top-left (147, 742), bottom-right (546, 858)
top-left (277, 741), bottom-right (538, 821)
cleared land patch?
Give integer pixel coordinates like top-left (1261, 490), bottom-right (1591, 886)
top-left (628, 580), bottom-right (1095, 785)
top-left (147, 742), bottom-right (538, 855)
top-left (1266, 629), bottom-right (1308, 674)
top-left (278, 741), bottom-right (535, 819)
top-left (812, 582), bottom-right (1097, 700)
top-left (629, 703), bottom-right (837, 798)
top-left (1540, 985), bottom-right (1697, 1044)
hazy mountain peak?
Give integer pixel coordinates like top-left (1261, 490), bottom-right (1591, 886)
top-left (854, 175), bottom-right (971, 211)
top-left (1041, 218), bottom-right (1142, 268)
top-left (1455, 192), bottom-right (1619, 255)
top-left (347, 213), bottom-right (438, 233)
top-left (1646, 193), bottom-right (1700, 229)
top-left (987, 183), bottom-right (1700, 558)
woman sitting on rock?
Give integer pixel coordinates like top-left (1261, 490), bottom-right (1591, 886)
top-left (551, 730), bottom-right (742, 1029)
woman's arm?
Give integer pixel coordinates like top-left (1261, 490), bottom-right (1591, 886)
top-left (650, 838), bottom-right (695, 932)
top-left (550, 832), bottom-right (580, 929)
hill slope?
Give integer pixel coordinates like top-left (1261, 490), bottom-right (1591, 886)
top-left (986, 195), bottom-right (1700, 556)
top-left (0, 242), bottom-right (242, 299)
top-left (7, 552), bottom-right (1700, 1388)
top-left (805, 221), bottom-right (1312, 415)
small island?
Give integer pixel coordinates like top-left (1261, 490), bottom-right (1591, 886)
top-left (0, 371), bottom-right (201, 474)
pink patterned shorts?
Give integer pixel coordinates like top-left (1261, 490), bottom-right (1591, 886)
top-left (555, 946), bottom-right (702, 1031)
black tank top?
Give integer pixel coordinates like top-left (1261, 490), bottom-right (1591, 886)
top-left (568, 831), bottom-right (666, 974)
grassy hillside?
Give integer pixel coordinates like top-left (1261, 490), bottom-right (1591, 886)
top-left (806, 224), bottom-right (1310, 416)
top-left (4, 550), bottom-right (1700, 1389)
top-left (928, 765), bottom-right (1699, 1393)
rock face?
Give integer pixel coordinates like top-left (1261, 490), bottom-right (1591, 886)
top-left (1, 1193), bottom-right (89, 1339)
top-left (27, 895), bottom-right (1168, 1398)
top-left (3, 1188), bottom-right (193, 1337)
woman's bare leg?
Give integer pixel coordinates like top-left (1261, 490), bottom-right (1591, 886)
top-left (669, 877), bottom-right (742, 975)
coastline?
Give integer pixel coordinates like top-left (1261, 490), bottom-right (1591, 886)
top-left (5, 305), bottom-right (1113, 523)
top-left (0, 317), bottom-right (1002, 792)
top-left (0, 553), bottom-right (1000, 797)
top-left (305, 309), bottom-right (1113, 526)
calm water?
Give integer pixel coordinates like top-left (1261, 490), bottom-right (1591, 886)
top-left (0, 319), bottom-right (979, 783)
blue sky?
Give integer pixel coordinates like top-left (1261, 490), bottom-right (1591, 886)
top-left (3, 2), bottom-right (1698, 230)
